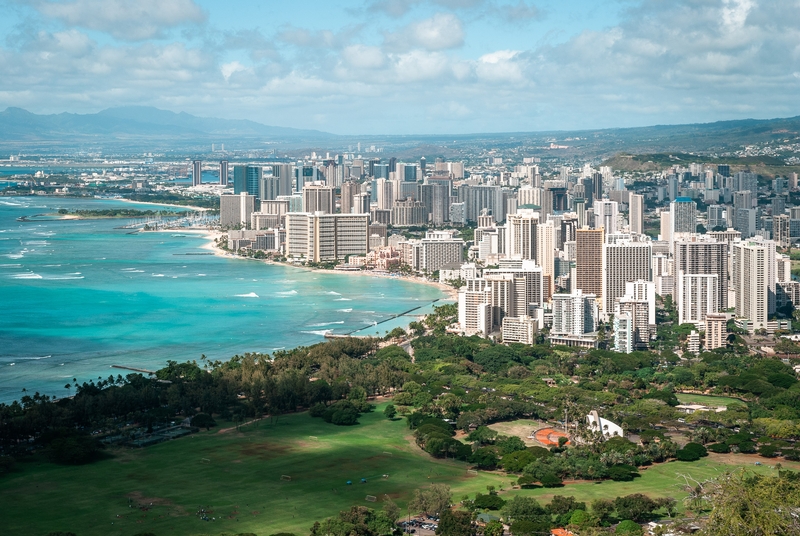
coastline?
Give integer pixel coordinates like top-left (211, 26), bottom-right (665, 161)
top-left (192, 229), bottom-right (459, 301)
top-left (116, 198), bottom-right (211, 212)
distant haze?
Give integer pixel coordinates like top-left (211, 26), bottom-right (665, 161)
top-left (0, 0), bottom-right (797, 134)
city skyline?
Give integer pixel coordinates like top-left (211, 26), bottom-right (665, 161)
top-left (0, 0), bottom-right (797, 135)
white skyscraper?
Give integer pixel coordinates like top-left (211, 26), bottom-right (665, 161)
top-left (505, 209), bottom-right (538, 260)
top-left (602, 235), bottom-right (652, 318)
top-left (733, 236), bottom-right (776, 330)
top-left (551, 290), bottom-right (598, 336)
top-left (593, 199), bottom-right (619, 234)
top-left (537, 220), bottom-right (555, 297)
top-left (677, 273), bottom-right (719, 326)
top-left (629, 193), bottom-right (644, 235)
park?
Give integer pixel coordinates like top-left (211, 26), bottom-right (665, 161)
top-left (1, 401), bottom-right (798, 536)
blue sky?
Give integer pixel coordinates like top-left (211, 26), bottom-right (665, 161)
top-left (0, 0), bottom-right (798, 134)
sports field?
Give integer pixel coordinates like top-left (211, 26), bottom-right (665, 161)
top-left (0, 404), bottom-right (505, 536)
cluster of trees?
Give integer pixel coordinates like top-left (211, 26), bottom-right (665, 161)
top-left (0, 337), bottom-right (412, 462)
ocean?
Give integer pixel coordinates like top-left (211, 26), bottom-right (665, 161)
top-left (0, 196), bottom-right (445, 403)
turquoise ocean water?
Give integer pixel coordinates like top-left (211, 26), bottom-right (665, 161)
top-left (0, 196), bottom-right (445, 403)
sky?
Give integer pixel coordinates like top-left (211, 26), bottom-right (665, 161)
top-left (0, 0), bottom-right (798, 135)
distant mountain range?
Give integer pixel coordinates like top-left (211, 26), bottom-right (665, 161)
top-left (0, 106), bottom-right (334, 143)
top-left (0, 106), bottom-right (798, 158)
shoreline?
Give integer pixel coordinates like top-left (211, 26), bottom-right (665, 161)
top-left (115, 198), bottom-right (211, 212)
top-left (190, 229), bottom-right (459, 301)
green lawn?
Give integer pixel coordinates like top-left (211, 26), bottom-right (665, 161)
top-left (0, 405), bottom-right (505, 536)
top-left (499, 454), bottom-right (800, 512)
top-left (1, 406), bottom-right (795, 536)
top-left (675, 393), bottom-right (745, 407)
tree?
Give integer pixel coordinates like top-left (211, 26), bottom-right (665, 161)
top-left (470, 447), bottom-right (500, 470)
top-left (547, 495), bottom-right (586, 516)
top-left (613, 494), bottom-right (658, 522)
top-left (384, 404), bottom-right (397, 420)
top-left (436, 510), bottom-right (475, 536)
top-left (540, 473), bottom-right (562, 487)
top-left (410, 484), bottom-right (452, 516)
top-left (697, 470), bottom-right (800, 536)
top-left (503, 496), bottom-right (548, 524)
top-left (483, 520), bottom-right (504, 536)
top-left (591, 499), bottom-right (615, 523)
top-left (615, 520), bottom-right (643, 535)
top-left (383, 499), bottom-right (400, 523)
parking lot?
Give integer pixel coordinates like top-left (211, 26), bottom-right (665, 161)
top-left (399, 516), bottom-right (439, 535)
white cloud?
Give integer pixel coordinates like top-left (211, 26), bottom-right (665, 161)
top-left (31, 0), bottom-right (206, 41)
top-left (221, 61), bottom-right (247, 80)
top-left (384, 12), bottom-right (464, 51)
top-left (342, 45), bottom-right (386, 69)
top-left (1, 0), bottom-right (799, 134)
top-left (475, 49), bottom-right (524, 82)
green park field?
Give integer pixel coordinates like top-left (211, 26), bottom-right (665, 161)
top-left (2, 404), bottom-right (797, 536)
top-left (0, 404), bottom-right (504, 536)
top-left (675, 393), bottom-right (745, 407)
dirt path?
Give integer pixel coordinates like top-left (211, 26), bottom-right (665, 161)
top-left (217, 416), bottom-right (270, 434)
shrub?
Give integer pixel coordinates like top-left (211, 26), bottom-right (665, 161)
top-left (758, 444), bottom-right (780, 458)
top-left (540, 473), bottom-right (562, 488)
top-left (738, 440), bottom-right (757, 453)
top-left (608, 464), bottom-right (639, 481)
top-left (707, 442), bottom-right (730, 453)
top-left (473, 492), bottom-right (506, 510)
top-left (615, 520), bottom-right (643, 535)
top-left (676, 442), bottom-right (707, 462)
top-left (190, 413), bottom-right (216, 430)
top-left (470, 447), bottom-right (500, 469)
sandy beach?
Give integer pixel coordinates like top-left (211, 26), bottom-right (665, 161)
top-left (190, 229), bottom-right (459, 300)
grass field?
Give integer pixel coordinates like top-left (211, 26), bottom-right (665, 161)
top-left (0, 404), bottom-right (506, 536)
top-left (505, 454), bottom-right (800, 509)
top-left (675, 393), bottom-right (744, 407)
top-left (2, 405), bottom-right (797, 536)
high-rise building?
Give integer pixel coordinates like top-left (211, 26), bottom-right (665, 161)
top-left (707, 205), bottom-right (726, 230)
top-left (674, 236), bottom-right (728, 310)
top-left (733, 236), bottom-right (777, 329)
top-left (259, 176), bottom-right (282, 201)
top-left (593, 199), bottom-right (619, 234)
top-left (615, 280), bottom-right (656, 351)
top-left (537, 221), bottom-right (555, 298)
top-left (484, 259), bottom-right (545, 315)
top-left (340, 181), bottom-right (360, 215)
top-left (391, 198), bottom-right (427, 227)
top-left (575, 228), bottom-right (604, 301)
top-left (220, 193), bottom-right (255, 228)
top-left (285, 212), bottom-right (369, 262)
top-left (704, 313), bottom-right (728, 350)
top-left (773, 214), bottom-right (791, 248)
top-left (219, 160), bottom-right (228, 186)
top-left (376, 178), bottom-right (394, 210)
top-left (418, 230), bottom-right (464, 273)
top-left (506, 210), bottom-right (538, 260)
top-left (671, 198), bottom-right (697, 234)
top-left (602, 235), bottom-right (652, 317)
top-left (233, 165), bottom-right (263, 198)
top-left (458, 279), bottom-right (493, 336)
top-left (271, 164), bottom-right (294, 195)
top-left (302, 184), bottom-right (335, 214)
top-left (552, 290), bottom-right (598, 336)
top-left (458, 184), bottom-right (504, 223)
top-left (192, 160), bottom-right (202, 187)
top-left (629, 193), bottom-right (644, 235)
top-left (677, 274), bottom-right (719, 325)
